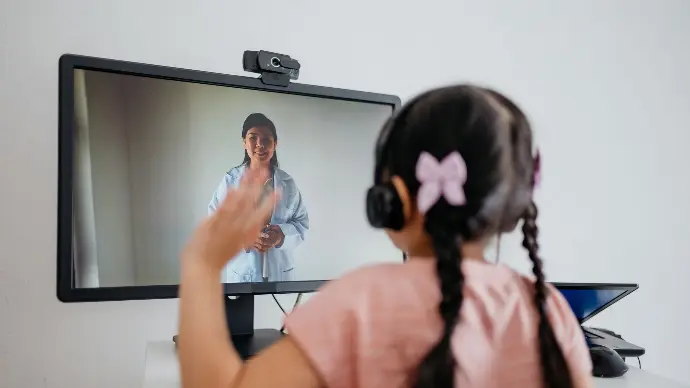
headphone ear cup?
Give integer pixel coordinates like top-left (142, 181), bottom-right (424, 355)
top-left (366, 182), bottom-right (405, 231)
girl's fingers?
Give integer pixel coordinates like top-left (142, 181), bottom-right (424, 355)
top-left (247, 192), bottom-right (279, 233)
top-left (218, 189), bottom-right (239, 213)
top-left (215, 178), bottom-right (279, 240)
top-left (218, 170), bottom-right (266, 214)
top-left (240, 167), bottom-right (269, 187)
top-left (214, 187), bottom-right (279, 239)
top-left (239, 170), bottom-right (270, 207)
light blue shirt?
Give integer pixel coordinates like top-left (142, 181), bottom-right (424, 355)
top-left (208, 164), bottom-right (309, 283)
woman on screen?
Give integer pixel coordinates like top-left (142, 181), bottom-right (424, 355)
top-left (207, 113), bottom-right (309, 283)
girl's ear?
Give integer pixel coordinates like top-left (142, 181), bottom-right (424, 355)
top-left (391, 175), bottom-right (412, 224)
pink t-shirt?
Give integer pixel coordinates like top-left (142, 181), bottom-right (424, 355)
top-left (284, 258), bottom-right (593, 388)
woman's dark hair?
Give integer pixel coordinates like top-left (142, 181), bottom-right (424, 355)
top-left (376, 85), bottom-right (573, 388)
top-left (240, 112), bottom-right (279, 167)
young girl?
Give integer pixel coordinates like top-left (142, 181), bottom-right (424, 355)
top-left (177, 85), bottom-right (593, 388)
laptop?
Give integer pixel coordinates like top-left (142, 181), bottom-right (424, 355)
top-left (553, 283), bottom-right (645, 358)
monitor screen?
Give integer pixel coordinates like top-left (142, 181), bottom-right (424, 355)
top-left (70, 68), bottom-right (399, 289)
top-left (557, 287), bottom-right (629, 323)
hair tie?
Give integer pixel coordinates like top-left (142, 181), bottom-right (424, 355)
top-left (415, 151), bottom-right (467, 213)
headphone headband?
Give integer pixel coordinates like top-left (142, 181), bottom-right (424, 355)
top-left (367, 95), bottom-right (427, 230)
top-left (373, 93), bottom-right (430, 184)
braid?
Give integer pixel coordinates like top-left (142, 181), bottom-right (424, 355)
top-left (522, 201), bottom-right (574, 388)
top-left (414, 225), bottom-right (464, 388)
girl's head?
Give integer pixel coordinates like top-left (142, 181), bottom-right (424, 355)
top-left (241, 113), bottom-right (279, 168)
top-left (366, 85), bottom-right (572, 388)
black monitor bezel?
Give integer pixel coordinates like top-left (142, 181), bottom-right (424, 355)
top-left (552, 282), bottom-right (639, 324)
top-left (57, 54), bottom-right (402, 303)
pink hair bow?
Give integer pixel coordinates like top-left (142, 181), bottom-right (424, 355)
top-left (415, 151), bottom-right (467, 214)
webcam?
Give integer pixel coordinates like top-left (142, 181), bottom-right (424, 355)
top-left (243, 50), bottom-right (301, 87)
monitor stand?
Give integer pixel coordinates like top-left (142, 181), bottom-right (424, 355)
top-left (226, 294), bottom-right (283, 360)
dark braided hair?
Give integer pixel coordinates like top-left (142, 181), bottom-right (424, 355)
top-left (414, 223), bottom-right (464, 387)
top-left (522, 202), bottom-right (574, 387)
top-left (488, 89), bottom-right (575, 388)
top-left (376, 85), bottom-right (574, 388)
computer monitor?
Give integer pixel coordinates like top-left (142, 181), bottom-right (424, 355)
top-left (553, 283), bottom-right (639, 323)
top-left (57, 54), bottom-right (402, 303)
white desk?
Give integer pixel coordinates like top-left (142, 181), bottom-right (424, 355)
top-left (142, 341), bottom-right (687, 388)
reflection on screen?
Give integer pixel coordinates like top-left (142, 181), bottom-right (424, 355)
top-left (557, 288), bottom-right (627, 322)
top-left (71, 69), bottom-right (397, 288)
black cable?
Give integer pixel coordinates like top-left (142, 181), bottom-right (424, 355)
top-left (271, 294), bottom-right (287, 314)
top-left (276, 293), bottom-right (304, 334)
top-left (637, 357), bottom-right (642, 369)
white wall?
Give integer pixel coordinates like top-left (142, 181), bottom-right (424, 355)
top-left (0, 1), bottom-right (688, 387)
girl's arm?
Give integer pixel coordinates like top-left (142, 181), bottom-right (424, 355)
top-left (178, 259), bottom-right (323, 388)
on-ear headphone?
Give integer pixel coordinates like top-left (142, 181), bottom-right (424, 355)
top-left (366, 115), bottom-right (405, 230)
top-left (366, 181), bottom-right (405, 230)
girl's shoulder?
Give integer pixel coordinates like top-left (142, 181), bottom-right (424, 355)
top-left (287, 262), bottom-right (418, 317)
top-left (307, 262), bottom-right (407, 298)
